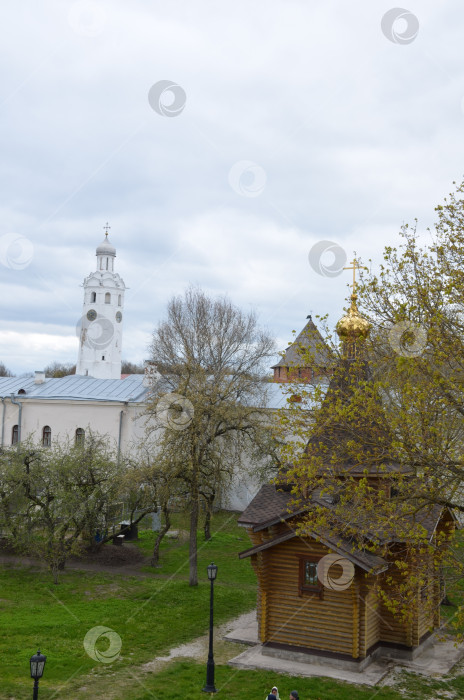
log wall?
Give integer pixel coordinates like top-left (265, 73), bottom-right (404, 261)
top-left (262, 538), bottom-right (357, 657)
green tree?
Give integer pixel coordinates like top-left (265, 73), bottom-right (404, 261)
top-left (277, 182), bottom-right (464, 626)
top-left (0, 434), bottom-right (121, 583)
top-left (145, 286), bottom-right (276, 585)
top-left (43, 362), bottom-right (76, 377)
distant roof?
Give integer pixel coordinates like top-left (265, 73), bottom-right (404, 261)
top-left (0, 374), bottom-right (148, 403)
top-left (272, 316), bottom-right (333, 369)
top-left (0, 374), bottom-right (293, 408)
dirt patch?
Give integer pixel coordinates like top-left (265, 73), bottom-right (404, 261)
top-left (77, 544), bottom-right (146, 568)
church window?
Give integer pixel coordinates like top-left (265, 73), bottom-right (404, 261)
top-left (42, 425), bottom-right (51, 447)
top-left (18, 388), bottom-right (26, 395)
top-left (118, 295), bottom-right (122, 306)
top-left (102, 355), bottom-right (105, 360)
top-left (298, 555), bottom-right (323, 597)
top-left (106, 257), bottom-right (109, 270)
top-left (100, 258), bottom-right (103, 270)
top-left (75, 428), bottom-right (85, 446)
top-left (90, 292), bottom-right (96, 303)
top-left (11, 425), bottom-right (19, 445)
top-left (105, 292), bottom-right (111, 304)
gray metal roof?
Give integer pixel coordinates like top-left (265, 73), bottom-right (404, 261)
top-left (0, 375), bottom-right (148, 403)
top-left (0, 374), bottom-right (326, 408)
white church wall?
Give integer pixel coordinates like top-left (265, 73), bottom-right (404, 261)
top-left (2, 398), bottom-right (146, 454)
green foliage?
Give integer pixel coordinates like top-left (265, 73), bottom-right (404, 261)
top-left (274, 182), bottom-right (464, 627)
top-left (43, 361), bottom-right (76, 377)
top-left (0, 434), bottom-right (122, 580)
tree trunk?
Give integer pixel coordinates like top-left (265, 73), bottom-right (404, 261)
top-left (203, 491), bottom-right (215, 541)
top-left (189, 481), bottom-right (199, 586)
top-left (204, 506), bottom-right (212, 542)
top-left (151, 505), bottom-right (171, 566)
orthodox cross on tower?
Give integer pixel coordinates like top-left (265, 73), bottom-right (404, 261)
top-left (103, 222), bottom-right (111, 237)
top-left (343, 257), bottom-right (367, 296)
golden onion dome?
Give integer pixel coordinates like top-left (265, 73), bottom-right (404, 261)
top-left (336, 294), bottom-right (371, 340)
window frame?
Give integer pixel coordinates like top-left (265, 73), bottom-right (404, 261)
top-left (11, 424), bottom-right (19, 445)
top-left (42, 425), bottom-right (51, 447)
top-left (75, 428), bottom-right (85, 446)
top-left (297, 554), bottom-right (324, 598)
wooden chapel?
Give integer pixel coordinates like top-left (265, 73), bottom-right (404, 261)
top-left (238, 275), bottom-right (456, 670)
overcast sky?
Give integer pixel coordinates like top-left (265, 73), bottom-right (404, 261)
top-left (1, 1), bottom-right (463, 375)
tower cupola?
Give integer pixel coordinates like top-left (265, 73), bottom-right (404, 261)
top-left (96, 226), bottom-right (116, 273)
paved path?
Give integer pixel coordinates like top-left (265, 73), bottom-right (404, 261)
top-left (225, 612), bottom-right (464, 687)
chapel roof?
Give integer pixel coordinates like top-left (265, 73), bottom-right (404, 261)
top-left (238, 483), bottom-right (449, 549)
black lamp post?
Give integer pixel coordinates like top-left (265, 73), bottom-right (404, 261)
top-left (202, 562), bottom-right (218, 693)
top-left (30, 649), bottom-right (46, 699)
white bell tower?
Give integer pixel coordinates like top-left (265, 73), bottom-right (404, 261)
top-left (76, 225), bottom-right (126, 379)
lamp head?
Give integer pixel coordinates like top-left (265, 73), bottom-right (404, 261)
top-left (207, 562), bottom-right (218, 581)
top-left (30, 650), bottom-right (47, 680)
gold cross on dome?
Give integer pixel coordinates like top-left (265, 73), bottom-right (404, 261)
top-left (343, 258), bottom-right (367, 295)
top-left (103, 222), bottom-right (111, 237)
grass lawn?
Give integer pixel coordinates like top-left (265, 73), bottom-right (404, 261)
top-left (1, 510), bottom-right (463, 699)
top-left (119, 660), bottom-right (405, 700)
top-left (0, 511), bottom-right (256, 699)
top-left (87, 659), bottom-right (464, 700)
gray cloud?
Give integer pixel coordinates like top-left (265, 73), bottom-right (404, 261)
top-left (1, 1), bottom-right (464, 373)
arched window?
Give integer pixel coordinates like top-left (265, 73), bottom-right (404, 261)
top-left (118, 294), bottom-right (122, 306)
top-left (106, 257), bottom-right (109, 270)
top-left (75, 428), bottom-right (85, 446)
top-left (18, 388), bottom-right (26, 395)
top-left (11, 425), bottom-right (19, 445)
top-left (105, 292), bottom-right (111, 304)
top-left (42, 425), bottom-right (51, 447)
top-left (90, 291), bottom-right (96, 303)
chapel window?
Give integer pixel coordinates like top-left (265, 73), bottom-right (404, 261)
top-left (90, 292), bottom-right (96, 303)
top-left (11, 425), bottom-right (19, 445)
top-left (75, 428), bottom-right (85, 446)
top-left (298, 556), bottom-right (323, 597)
top-left (105, 292), bottom-right (111, 304)
top-left (118, 295), bottom-right (122, 306)
top-left (42, 425), bottom-right (51, 447)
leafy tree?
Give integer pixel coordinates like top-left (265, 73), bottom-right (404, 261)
top-left (277, 182), bottom-right (464, 627)
top-left (145, 286), bottom-right (276, 585)
top-left (44, 362), bottom-right (76, 377)
top-left (0, 434), bottom-right (121, 583)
